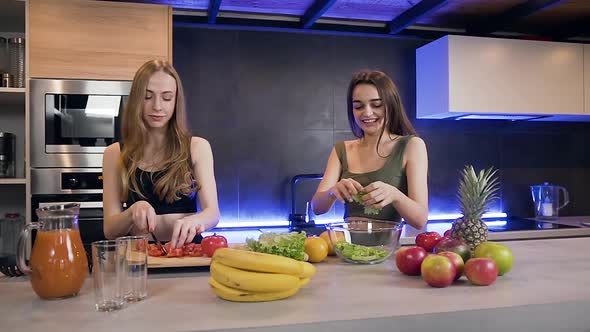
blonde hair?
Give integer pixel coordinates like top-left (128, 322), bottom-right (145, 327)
top-left (120, 59), bottom-right (196, 204)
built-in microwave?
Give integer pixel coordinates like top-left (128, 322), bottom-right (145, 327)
top-left (30, 79), bottom-right (132, 168)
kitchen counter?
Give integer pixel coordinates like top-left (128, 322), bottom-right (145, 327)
top-left (202, 216), bottom-right (590, 246)
top-left (1, 237), bottom-right (590, 332)
top-left (399, 215), bottom-right (590, 245)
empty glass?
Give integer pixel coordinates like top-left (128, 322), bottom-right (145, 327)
top-left (92, 240), bottom-right (124, 312)
top-left (116, 235), bottom-right (148, 302)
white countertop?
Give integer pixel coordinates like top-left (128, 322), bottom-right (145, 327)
top-left (1, 237), bottom-right (590, 332)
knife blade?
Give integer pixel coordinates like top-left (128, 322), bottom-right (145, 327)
top-left (150, 232), bottom-right (168, 255)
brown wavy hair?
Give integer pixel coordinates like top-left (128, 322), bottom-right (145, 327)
top-left (120, 59), bottom-right (196, 204)
top-left (347, 70), bottom-right (417, 155)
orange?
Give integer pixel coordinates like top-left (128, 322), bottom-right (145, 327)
top-left (304, 237), bottom-right (329, 263)
top-left (320, 230), bottom-right (344, 256)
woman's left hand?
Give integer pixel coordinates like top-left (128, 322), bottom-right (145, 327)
top-left (361, 181), bottom-right (400, 208)
top-left (169, 218), bottom-right (205, 249)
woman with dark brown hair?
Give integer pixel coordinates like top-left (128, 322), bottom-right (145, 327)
top-left (102, 59), bottom-right (220, 248)
top-left (311, 70), bottom-right (428, 229)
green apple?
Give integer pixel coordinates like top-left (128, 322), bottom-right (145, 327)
top-left (474, 242), bottom-right (513, 276)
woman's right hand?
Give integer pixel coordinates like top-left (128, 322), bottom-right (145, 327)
top-left (128, 201), bottom-right (157, 233)
top-left (329, 178), bottom-right (364, 203)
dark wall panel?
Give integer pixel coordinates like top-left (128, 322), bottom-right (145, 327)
top-left (174, 27), bottom-right (590, 225)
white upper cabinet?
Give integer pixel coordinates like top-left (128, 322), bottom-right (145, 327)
top-left (416, 35), bottom-right (586, 120)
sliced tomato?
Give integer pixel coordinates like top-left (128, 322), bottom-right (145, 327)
top-left (147, 244), bottom-right (164, 257)
top-left (167, 248), bottom-right (184, 258)
top-left (183, 243), bottom-right (203, 257)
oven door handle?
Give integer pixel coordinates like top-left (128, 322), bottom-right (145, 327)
top-left (78, 217), bottom-right (104, 223)
top-left (38, 201), bottom-right (103, 209)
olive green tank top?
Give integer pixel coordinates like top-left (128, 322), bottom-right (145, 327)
top-left (335, 135), bottom-right (413, 222)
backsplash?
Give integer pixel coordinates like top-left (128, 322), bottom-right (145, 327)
top-left (174, 27), bottom-right (590, 225)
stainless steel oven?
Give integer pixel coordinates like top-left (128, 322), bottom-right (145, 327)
top-left (30, 79), bottom-right (131, 168)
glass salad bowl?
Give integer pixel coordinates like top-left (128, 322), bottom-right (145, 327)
top-left (327, 219), bottom-right (403, 264)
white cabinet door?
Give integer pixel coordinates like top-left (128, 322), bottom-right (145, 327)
top-left (449, 36), bottom-right (584, 116)
top-left (416, 36), bottom-right (585, 119)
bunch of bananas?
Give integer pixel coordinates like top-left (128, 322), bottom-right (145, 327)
top-left (209, 248), bottom-right (316, 302)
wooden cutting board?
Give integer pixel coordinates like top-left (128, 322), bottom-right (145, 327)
top-left (147, 255), bottom-right (212, 268)
top-left (147, 243), bottom-right (247, 268)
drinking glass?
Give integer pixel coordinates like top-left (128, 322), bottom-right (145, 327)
top-left (116, 235), bottom-right (148, 302)
top-left (92, 240), bottom-right (124, 312)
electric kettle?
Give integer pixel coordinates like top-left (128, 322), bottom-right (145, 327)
top-left (530, 183), bottom-right (569, 220)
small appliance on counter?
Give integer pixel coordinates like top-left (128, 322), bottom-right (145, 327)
top-left (0, 132), bottom-right (16, 178)
top-left (288, 173), bottom-right (327, 236)
top-left (530, 182), bottom-right (569, 220)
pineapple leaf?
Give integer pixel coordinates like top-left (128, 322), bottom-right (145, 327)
top-left (457, 165), bottom-right (500, 219)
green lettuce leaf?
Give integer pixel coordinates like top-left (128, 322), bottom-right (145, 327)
top-left (352, 191), bottom-right (382, 215)
top-left (335, 241), bottom-right (389, 262)
top-left (246, 231), bottom-right (306, 261)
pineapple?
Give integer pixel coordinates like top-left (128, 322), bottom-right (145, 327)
top-left (450, 165), bottom-right (500, 252)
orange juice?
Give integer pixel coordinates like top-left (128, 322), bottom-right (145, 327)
top-left (29, 229), bottom-right (88, 299)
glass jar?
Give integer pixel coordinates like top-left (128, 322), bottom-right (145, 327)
top-left (1, 73), bottom-right (12, 88)
top-left (8, 37), bottom-right (25, 88)
top-left (0, 36), bottom-right (8, 75)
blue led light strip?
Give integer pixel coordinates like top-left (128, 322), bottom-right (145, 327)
top-left (215, 212), bottom-right (508, 228)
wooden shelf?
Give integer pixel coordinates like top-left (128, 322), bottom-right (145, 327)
top-left (0, 87), bottom-right (25, 105)
top-left (0, 178), bottom-right (26, 185)
top-left (0, 87), bottom-right (25, 93)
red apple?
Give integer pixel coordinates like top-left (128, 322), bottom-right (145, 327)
top-left (395, 246), bottom-right (427, 276)
top-left (437, 251), bottom-right (464, 281)
top-left (465, 258), bottom-right (498, 286)
top-left (415, 232), bottom-right (443, 252)
top-left (433, 237), bottom-right (471, 263)
top-left (421, 254), bottom-right (456, 288)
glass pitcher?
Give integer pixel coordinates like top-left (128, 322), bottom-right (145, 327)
top-left (16, 203), bottom-right (88, 299)
top-left (530, 183), bottom-right (569, 220)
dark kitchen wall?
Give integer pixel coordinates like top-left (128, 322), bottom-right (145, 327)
top-left (174, 27), bottom-right (590, 225)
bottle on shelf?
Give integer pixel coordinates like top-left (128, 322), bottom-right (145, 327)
top-left (8, 37), bottom-right (25, 88)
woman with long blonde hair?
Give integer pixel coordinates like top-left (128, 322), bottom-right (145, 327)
top-left (103, 59), bottom-right (220, 248)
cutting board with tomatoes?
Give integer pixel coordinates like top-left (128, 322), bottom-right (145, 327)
top-left (147, 234), bottom-right (245, 268)
top-left (148, 255), bottom-right (212, 268)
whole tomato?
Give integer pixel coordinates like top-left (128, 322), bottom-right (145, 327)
top-left (415, 232), bottom-right (443, 252)
top-left (201, 233), bottom-right (228, 257)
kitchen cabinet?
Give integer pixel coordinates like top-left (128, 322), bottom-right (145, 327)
top-left (0, 1), bottom-right (26, 220)
top-left (585, 45), bottom-right (590, 114)
top-left (29, 0), bottom-right (172, 80)
top-left (416, 35), bottom-right (586, 120)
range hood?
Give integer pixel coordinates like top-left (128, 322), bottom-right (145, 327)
top-left (416, 35), bottom-right (590, 122)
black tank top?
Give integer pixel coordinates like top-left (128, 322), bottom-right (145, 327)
top-left (121, 143), bottom-right (198, 215)
top-left (126, 169), bottom-right (198, 215)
